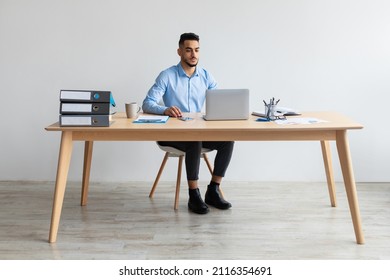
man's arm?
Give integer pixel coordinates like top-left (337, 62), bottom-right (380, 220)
top-left (142, 88), bottom-right (166, 115)
top-left (142, 84), bottom-right (183, 117)
top-left (142, 70), bottom-right (183, 117)
top-left (142, 72), bottom-right (169, 115)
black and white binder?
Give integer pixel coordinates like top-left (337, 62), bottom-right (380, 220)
top-left (60, 102), bottom-right (114, 115)
top-left (60, 90), bottom-right (115, 104)
top-left (59, 114), bottom-right (113, 127)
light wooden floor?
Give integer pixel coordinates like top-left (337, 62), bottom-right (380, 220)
top-left (0, 181), bottom-right (389, 260)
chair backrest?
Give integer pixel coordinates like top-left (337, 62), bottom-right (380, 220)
top-left (156, 143), bottom-right (212, 157)
top-left (156, 143), bottom-right (185, 156)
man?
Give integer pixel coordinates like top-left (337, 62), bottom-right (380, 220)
top-left (142, 32), bottom-right (234, 214)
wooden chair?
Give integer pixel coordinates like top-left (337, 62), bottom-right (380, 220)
top-left (149, 143), bottom-right (213, 210)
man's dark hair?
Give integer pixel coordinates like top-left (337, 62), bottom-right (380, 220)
top-left (179, 32), bottom-right (199, 47)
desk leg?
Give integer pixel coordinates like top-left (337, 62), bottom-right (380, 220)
top-left (321, 140), bottom-right (337, 207)
top-left (336, 130), bottom-right (364, 244)
top-left (81, 141), bottom-right (93, 206)
top-left (49, 131), bottom-right (73, 243)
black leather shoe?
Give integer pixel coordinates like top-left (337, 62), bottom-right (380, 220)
top-left (205, 185), bottom-right (232, 210)
top-left (188, 188), bottom-right (209, 214)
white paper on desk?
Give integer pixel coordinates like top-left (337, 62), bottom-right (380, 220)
top-left (275, 118), bottom-right (328, 125)
top-left (133, 115), bottom-right (169, 123)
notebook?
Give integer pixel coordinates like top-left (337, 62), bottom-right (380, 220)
top-left (203, 89), bottom-right (249, 120)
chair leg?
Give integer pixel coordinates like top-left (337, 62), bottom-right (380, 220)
top-left (151, 151), bottom-right (215, 210)
top-left (149, 152), bottom-right (170, 198)
top-left (203, 153), bottom-right (213, 174)
top-left (174, 155), bottom-right (184, 210)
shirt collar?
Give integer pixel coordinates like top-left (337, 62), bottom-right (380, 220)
top-left (177, 62), bottom-right (199, 78)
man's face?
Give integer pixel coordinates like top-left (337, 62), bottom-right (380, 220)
top-left (178, 40), bottom-right (199, 68)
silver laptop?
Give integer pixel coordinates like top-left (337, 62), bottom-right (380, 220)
top-left (203, 89), bottom-right (249, 120)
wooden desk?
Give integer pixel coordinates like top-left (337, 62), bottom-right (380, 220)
top-left (45, 112), bottom-right (364, 244)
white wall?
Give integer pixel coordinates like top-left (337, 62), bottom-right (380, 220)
top-left (1, 0), bottom-right (389, 182)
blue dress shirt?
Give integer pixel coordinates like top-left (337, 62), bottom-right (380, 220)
top-left (142, 63), bottom-right (217, 114)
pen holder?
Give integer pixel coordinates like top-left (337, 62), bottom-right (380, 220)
top-left (265, 104), bottom-right (277, 120)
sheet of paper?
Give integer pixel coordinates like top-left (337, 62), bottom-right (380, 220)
top-left (275, 118), bottom-right (327, 125)
top-left (133, 116), bottom-right (169, 123)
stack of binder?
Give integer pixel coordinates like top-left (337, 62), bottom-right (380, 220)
top-left (59, 90), bottom-right (116, 127)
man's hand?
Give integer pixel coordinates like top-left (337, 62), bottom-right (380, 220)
top-left (164, 106), bottom-right (183, 118)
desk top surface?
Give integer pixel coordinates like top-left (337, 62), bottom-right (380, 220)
top-left (46, 112), bottom-right (363, 132)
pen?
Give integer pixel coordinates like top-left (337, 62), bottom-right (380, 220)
top-left (266, 104), bottom-right (271, 119)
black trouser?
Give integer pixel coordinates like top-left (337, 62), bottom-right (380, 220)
top-left (157, 141), bottom-right (234, 181)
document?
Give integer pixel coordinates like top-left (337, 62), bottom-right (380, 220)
top-left (274, 106), bottom-right (301, 116)
top-left (275, 118), bottom-right (327, 125)
top-left (133, 116), bottom-right (169, 123)
top-left (252, 107), bottom-right (301, 117)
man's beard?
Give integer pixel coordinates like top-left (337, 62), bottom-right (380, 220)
top-left (184, 59), bottom-right (198, 68)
